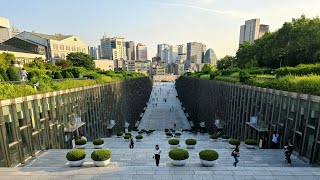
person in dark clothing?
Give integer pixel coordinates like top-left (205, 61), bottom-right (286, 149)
top-left (129, 136), bottom-right (134, 149)
top-left (232, 145), bottom-right (240, 167)
top-left (153, 145), bottom-right (162, 167)
top-left (285, 142), bottom-right (294, 166)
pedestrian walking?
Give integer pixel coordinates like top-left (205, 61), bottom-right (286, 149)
top-left (20, 68), bottom-right (28, 81)
top-left (129, 136), bottom-right (135, 149)
top-left (285, 142), bottom-right (294, 166)
top-left (271, 131), bottom-right (279, 149)
top-left (153, 145), bottom-right (162, 167)
top-left (232, 145), bottom-right (240, 167)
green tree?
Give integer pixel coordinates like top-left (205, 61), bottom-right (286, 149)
top-left (6, 68), bottom-right (20, 81)
top-left (217, 56), bottom-right (235, 70)
top-left (0, 53), bottom-right (15, 68)
top-left (56, 59), bottom-right (72, 69)
top-left (67, 52), bottom-right (95, 70)
top-left (201, 64), bottom-right (215, 74)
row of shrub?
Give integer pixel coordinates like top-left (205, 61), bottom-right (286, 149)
top-left (169, 148), bottom-right (219, 161)
top-left (275, 64), bottom-right (320, 77)
top-left (220, 68), bottom-right (273, 76)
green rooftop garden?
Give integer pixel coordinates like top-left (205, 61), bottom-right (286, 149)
top-left (0, 52), bottom-right (145, 100)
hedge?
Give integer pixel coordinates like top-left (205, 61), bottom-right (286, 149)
top-left (169, 149), bottom-right (189, 160)
top-left (66, 149), bottom-right (86, 161)
top-left (221, 135), bottom-right (230, 139)
top-left (199, 150), bottom-right (219, 161)
top-left (91, 149), bottom-right (112, 161)
top-left (93, 138), bottom-right (104, 145)
top-left (245, 139), bottom-right (257, 145)
top-left (75, 139), bottom-right (87, 145)
top-left (275, 64), bottom-right (320, 77)
top-left (210, 134), bottom-right (218, 139)
top-left (229, 139), bottom-right (241, 145)
top-left (185, 138), bottom-right (197, 145)
top-left (168, 138), bottom-right (180, 145)
top-left (215, 76), bottom-right (240, 83)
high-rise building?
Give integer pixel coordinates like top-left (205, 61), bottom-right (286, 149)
top-left (239, 18), bottom-right (269, 44)
top-left (136, 43), bottom-right (147, 61)
top-left (186, 42), bottom-right (206, 65)
top-left (203, 48), bottom-right (218, 67)
top-left (126, 41), bottom-right (135, 60)
top-left (100, 35), bottom-right (127, 60)
top-left (97, 45), bottom-right (102, 60)
top-left (0, 17), bottom-right (11, 43)
top-left (157, 44), bottom-right (170, 61)
top-left (170, 45), bottom-right (179, 64)
top-left (89, 47), bottom-right (99, 60)
top-left (177, 44), bottom-right (186, 64)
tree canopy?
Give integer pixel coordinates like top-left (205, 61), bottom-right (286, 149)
top-left (201, 64), bottom-right (215, 74)
top-left (233, 15), bottom-right (320, 69)
top-left (216, 55), bottom-right (235, 70)
top-left (66, 52), bottom-right (95, 70)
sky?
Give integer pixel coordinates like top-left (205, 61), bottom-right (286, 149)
top-left (1, 0), bottom-right (320, 59)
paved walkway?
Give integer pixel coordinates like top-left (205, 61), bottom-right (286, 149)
top-left (138, 82), bottom-right (190, 130)
top-left (1, 131), bottom-right (318, 180)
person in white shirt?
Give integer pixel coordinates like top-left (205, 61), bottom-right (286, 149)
top-left (271, 131), bottom-right (279, 149)
top-left (153, 145), bottom-right (162, 167)
top-left (20, 68), bottom-right (27, 81)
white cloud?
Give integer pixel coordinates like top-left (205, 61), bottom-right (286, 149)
top-left (150, 2), bottom-right (253, 19)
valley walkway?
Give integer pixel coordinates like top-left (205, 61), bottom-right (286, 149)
top-left (0, 82), bottom-right (318, 180)
top-left (138, 82), bottom-right (191, 130)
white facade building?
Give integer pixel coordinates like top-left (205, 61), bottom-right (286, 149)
top-left (0, 17), bottom-right (11, 43)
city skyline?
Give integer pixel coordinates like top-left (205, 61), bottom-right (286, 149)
top-left (1, 0), bottom-right (319, 59)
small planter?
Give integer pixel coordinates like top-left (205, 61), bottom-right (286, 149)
top-left (135, 135), bottom-right (143, 142)
top-left (171, 160), bottom-right (187, 166)
top-left (76, 144), bottom-right (86, 149)
top-left (69, 159), bottom-right (85, 167)
top-left (245, 139), bottom-right (257, 149)
top-left (246, 144), bottom-right (255, 149)
top-left (91, 149), bottom-right (112, 167)
top-left (124, 135), bottom-right (131, 142)
top-left (117, 135), bottom-right (122, 138)
top-left (116, 132), bottom-right (123, 138)
top-left (228, 139), bottom-right (240, 149)
top-left (66, 149), bottom-right (86, 167)
top-left (210, 134), bottom-right (218, 142)
top-left (93, 138), bottom-right (104, 149)
top-left (75, 139), bottom-right (87, 149)
top-left (199, 150), bottom-right (219, 167)
top-left (166, 133), bottom-right (173, 138)
top-left (210, 139), bottom-right (217, 142)
top-left (221, 135), bottom-right (230, 142)
top-left (170, 144), bottom-right (179, 148)
top-left (169, 148), bottom-right (189, 166)
top-left (93, 159), bottom-right (110, 167)
top-left (200, 160), bottom-right (216, 167)
top-left (185, 138), bottom-right (197, 149)
top-left (175, 133), bottom-right (181, 138)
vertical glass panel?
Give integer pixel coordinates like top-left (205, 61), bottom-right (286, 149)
top-left (297, 100), bottom-right (308, 132)
top-left (20, 128), bottom-right (30, 159)
top-left (294, 133), bottom-right (302, 153)
top-left (303, 127), bottom-right (315, 158)
top-left (315, 143), bottom-right (320, 165)
top-left (289, 98), bottom-right (297, 119)
top-left (4, 114), bottom-right (15, 144)
top-left (9, 144), bottom-right (20, 166)
top-left (309, 102), bottom-right (319, 127)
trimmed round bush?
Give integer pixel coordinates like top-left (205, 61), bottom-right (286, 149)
top-left (141, 129), bottom-right (147, 132)
top-left (93, 138), bottom-right (104, 145)
top-left (210, 134), bottom-right (218, 139)
top-left (66, 149), bottom-right (86, 161)
top-left (91, 149), bottom-right (112, 161)
top-left (136, 135), bottom-right (143, 139)
top-left (125, 133), bottom-right (131, 136)
top-left (116, 132), bottom-right (123, 136)
top-left (75, 139), bottom-right (87, 145)
top-left (138, 131), bottom-right (143, 134)
top-left (172, 130), bottom-right (176, 133)
top-left (199, 150), bottom-right (219, 161)
top-left (165, 128), bottom-right (169, 131)
top-left (185, 138), bottom-right (197, 145)
top-left (175, 132), bottom-right (181, 136)
top-left (146, 130), bottom-right (152, 134)
top-left (166, 132), bottom-right (173, 136)
top-left (169, 149), bottom-right (189, 160)
top-left (229, 139), bottom-right (241, 145)
top-left (124, 135), bottom-right (131, 139)
top-left (221, 135), bottom-right (230, 139)
top-left (168, 138), bottom-right (180, 145)
top-left (245, 139), bottom-right (257, 145)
